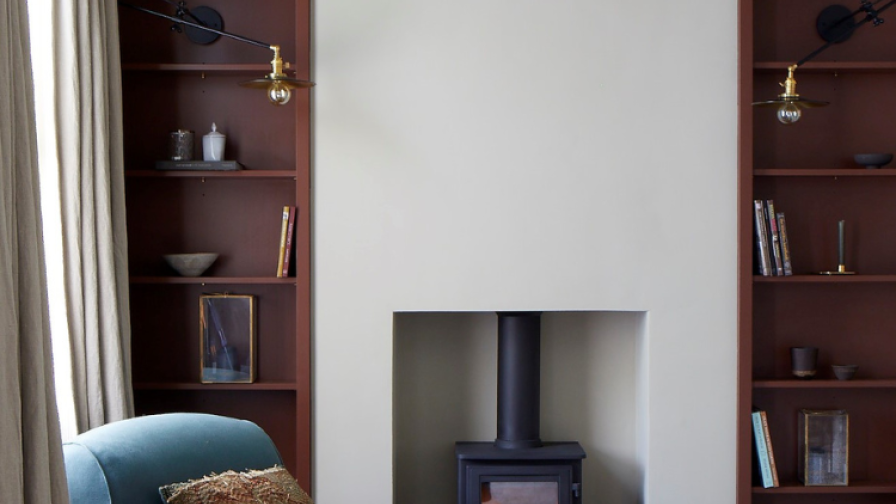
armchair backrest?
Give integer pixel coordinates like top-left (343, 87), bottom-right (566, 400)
top-left (63, 413), bottom-right (283, 504)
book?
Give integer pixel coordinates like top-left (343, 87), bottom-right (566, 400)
top-left (753, 200), bottom-right (772, 276)
top-left (752, 410), bottom-right (774, 488)
top-left (154, 160), bottom-right (243, 171)
top-left (276, 206), bottom-right (290, 278)
top-left (280, 206), bottom-right (297, 277)
top-left (759, 410), bottom-right (780, 487)
top-left (776, 212), bottom-right (793, 276)
top-left (765, 200), bottom-right (785, 276)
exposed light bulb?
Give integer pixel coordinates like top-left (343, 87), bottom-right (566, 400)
top-left (267, 81), bottom-right (291, 105)
top-left (777, 102), bottom-right (801, 125)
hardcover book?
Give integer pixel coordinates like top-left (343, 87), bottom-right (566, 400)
top-left (777, 212), bottom-right (793, 276)
top-left (276, 206), bottom-right (290, 278)
top-left (759, 410), bottom-right (780, 487)
top-left (281, 206), bottom-right (297, 277)
top-left (765, 200), bottom-right (785, 276)
top-left (752, 410), bottom-right (774, 488)
top-left (753, 200), bottom-right (772, 276)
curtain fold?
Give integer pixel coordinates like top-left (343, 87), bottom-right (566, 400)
top-left (0, 0), bottom-right (70, 502)
top-left (53, 0), bottom-right (134, 432)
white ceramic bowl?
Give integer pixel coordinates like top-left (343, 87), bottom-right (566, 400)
top-left (163, 253), bottom-right (219, 277)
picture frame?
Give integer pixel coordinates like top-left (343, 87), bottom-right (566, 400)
top-left (199, 294), bottom-right (256, 383)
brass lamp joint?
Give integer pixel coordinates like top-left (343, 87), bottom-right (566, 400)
top-left (269, 45), bottom-right (286, 79)
top-left (779, 64), bottom-right (800, 100)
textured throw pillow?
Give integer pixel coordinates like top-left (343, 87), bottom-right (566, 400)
top-left (159, 466), bottom-right (313, 504)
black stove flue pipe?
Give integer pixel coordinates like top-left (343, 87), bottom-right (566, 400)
top-left (495, 312), bottom-right (543, 449)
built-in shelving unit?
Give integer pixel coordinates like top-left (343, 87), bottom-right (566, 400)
top-left (118, 0), bottom-right (311, 492)
top-left (739, 0), bottom-right (896, 502)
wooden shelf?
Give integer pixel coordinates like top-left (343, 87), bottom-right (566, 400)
top-left (122, 63), bottom-right (273, 73)
top-left (129, 276), bottom-right (297, 285)
top-left (754, 379), bottom-right (896, 389)
top-left (134, 382), bottom-right (298, 391)
top-left (754, 275), bottom-right (896, 283)
top-left (753, 481), bottom-right (896, 494)
top-left (125, 170), bottom-right (296, 179)
top-left (755, 169), bottom-right (896, 177)
top-left (754, 61), bottom-right (896, 72)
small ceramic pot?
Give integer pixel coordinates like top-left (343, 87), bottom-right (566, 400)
top-left (791, 346), bottom-right (818, 379)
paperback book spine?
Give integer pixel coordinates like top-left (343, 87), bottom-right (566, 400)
top-left (777, 212), bottom-right (793, 276)
top-left (276, 206), bottom-right (289, 278)
top-left (753, 200), bottom-right (772, 276)
top-left (752, 410), bottom-right (774, 488)
top-left (759, 410), bottom-right (780, 487)
top-left (765, 200), bottom-right (784, 276)
top-left (281, 206), bottom-right (297, 277)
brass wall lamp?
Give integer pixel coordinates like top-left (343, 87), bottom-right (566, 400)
top-left (753, 0), bottom-right (895, 124)
top-left (118, 1), bottom-right (314, 105)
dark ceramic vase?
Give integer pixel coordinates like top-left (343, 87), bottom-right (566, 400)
top-left (791, 346), bottom-right (818, 379)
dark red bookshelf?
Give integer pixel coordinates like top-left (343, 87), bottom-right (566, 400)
top-left (739, 0), bottom-right (896, 502)
top-left (118, 0), bottom-right (312, 492)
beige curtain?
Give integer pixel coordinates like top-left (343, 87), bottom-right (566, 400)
top-left (53, 0), bottom-right (134, 431)
top-left (0, 0), bottom-right (70, 502)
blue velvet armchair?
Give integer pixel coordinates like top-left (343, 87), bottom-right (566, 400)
top-left (62, 413), bottom-right (284, 504)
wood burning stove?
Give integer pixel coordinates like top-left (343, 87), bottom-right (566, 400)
top-left (456, 312), bottom-right (585, 504)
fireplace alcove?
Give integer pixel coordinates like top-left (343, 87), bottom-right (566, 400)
top-left (393, 311), bottom-right (646, 504)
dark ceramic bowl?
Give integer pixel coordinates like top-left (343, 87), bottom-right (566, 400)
top-left (831, 364), bottom-right (858, 381)
top-left (854, 153), bottom-right (893, 169)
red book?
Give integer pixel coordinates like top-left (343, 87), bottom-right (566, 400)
top-left (281, 206), bottom-right (297, 277)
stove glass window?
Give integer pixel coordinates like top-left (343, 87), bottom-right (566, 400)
top-left (481, 481), bottom-right (558, 504)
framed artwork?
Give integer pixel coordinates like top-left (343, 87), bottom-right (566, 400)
top-left (200, 294), bottom-right (256, 383)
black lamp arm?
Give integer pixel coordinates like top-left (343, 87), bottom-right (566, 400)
top-left (796, 0), bottom-right (896, 67)
top-left (117, 1), bottom-right (271, 50)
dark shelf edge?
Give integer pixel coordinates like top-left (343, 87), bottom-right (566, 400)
top-left (122, 63), bottom-right (272, 73)
top-left (755, 169), bottom-right (896, 176)
top-left (754, 275), bottom-right (896, 283)
top-left (754, 61), bottom-right (896, 72)
top-left (134, 382), bottom-right (298, 391)
top-left (130, 276), bottom-right (298, 285)
top-left (753, 481), bottom-right (896, 494)
top-left (754, 379), bottom-right (896, 389)
top-left (125, 170), bottom-right (297, 179)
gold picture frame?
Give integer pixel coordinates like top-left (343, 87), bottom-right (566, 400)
top-left (200, 294), bottom-right (256, 383)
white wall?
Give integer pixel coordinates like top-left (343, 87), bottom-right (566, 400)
top-left (314, 0), bottom-right (737, 502)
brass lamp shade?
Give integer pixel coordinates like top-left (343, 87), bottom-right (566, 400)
top-left (239, 44), bottom-right (314, 105)
top-left (239, 76), bottom-right (314, 90)
top-left (752, 97), bottom-right (829, 109)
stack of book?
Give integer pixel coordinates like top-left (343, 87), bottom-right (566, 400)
top-left (752, 408), bottom-right (779, 488)
top-left (754, 199), bottom-right (792, 276)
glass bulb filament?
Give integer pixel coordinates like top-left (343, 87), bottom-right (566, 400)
top-left (268, 80), bottom-right (291, 105)
top-left (777, 102), bottom-right (801, 125)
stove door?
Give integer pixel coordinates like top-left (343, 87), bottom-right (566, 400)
top-left (464, 464), bottom-right (575, 504)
